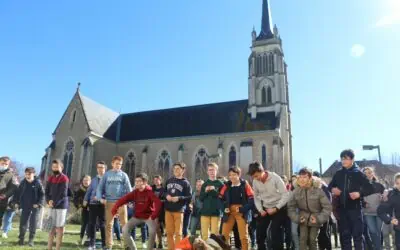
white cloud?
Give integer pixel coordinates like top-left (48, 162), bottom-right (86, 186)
top-left (376, 0), bottom-right (400, 27)
top-left (350, 44), bottom-right (366, 58)
top-left (376, 15), bottom-right (400, 27)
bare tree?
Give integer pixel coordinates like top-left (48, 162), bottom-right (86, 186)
top-left (391, 152), bottom-right (400, 166)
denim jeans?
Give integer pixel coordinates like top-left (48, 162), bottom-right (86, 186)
top-left (291, 222), bottom-right (300, 250)
top-left (189, 216), bottom-right (200, 236)
top-left (2, 210), bottom-right (15, 233)
top-left (364, 215), bottom-right (383, 250)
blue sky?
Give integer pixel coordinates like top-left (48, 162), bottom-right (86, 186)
top-left (1, 0), bottom-right (399, 172)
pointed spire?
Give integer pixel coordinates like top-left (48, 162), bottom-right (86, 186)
top-left (77, 82), bottom-right (81, 92)
top-left (257, 0), bottom-right (274, 40)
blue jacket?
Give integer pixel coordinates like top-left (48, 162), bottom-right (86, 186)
top-left (85, 176), bottom-right (103, 205)
top-left (96, 170), bottom-right (132, 202)
top-left (328, 164), bottom-right (374, 210)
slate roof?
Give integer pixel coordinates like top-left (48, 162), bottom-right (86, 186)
top-left (79, 94), bottom-right (119, 137)
top-left (103, 99), bottom-right (277, 142)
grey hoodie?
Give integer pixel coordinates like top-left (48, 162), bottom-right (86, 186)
top-left (363, 180), bottom-right (385, 216)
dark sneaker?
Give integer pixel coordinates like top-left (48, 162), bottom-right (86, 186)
top-left (18, 239), bottom-right (24, 246)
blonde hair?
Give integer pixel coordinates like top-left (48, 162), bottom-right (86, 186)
top-left (207, 162), bottom-right (219, 171)
top-left (395, 173), bottom-right (400, 182)
top-left (82, 175), bottom-right (91, 181)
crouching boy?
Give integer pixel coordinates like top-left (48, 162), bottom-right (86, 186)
top-left (111, 173), bottom-right (161, 250)
top-left (287, 168), bottom-right (332, 250)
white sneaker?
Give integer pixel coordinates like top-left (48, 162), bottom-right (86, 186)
top-left (142, 243), bottom-right (147, 249)
top-left (1, 233), bottom-right (7, 239)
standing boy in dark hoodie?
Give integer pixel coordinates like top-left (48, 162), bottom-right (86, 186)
top-left (111, 173), bottom-right (161, 250)
top-left (13, 167), bottom-right (44, 247)
top-left (164, 162), bottom-right (192, 250)
top-left (328, 149), bottom-right (374, 250)
top-left (45, 159), bottom-right (70, 250)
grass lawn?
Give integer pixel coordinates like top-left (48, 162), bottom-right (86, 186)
top-left (0, 224), bottom-right (145, 250)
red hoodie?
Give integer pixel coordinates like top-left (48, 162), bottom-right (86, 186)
top-left (111, 185), bottom-right (161, 220)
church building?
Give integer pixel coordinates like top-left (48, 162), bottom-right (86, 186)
top-left (40, 0), bottom-right (293, 184)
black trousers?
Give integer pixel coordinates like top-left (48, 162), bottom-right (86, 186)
top-left (318, 221), bottom-right (332, 250)
top-left (0, 208), bottom-right (6, 229)
top-left (88, 204), bottom-right (106, 247)
top-left (256, 207), bottom-right (286, 250)
top-left (19, 208), bottom-right (39, 241)
top-left (80, 208), bottom-right (90, 239)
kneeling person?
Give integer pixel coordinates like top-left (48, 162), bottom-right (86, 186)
top-left (287, 168), bottom-right (332, 250)
top-left (111, 173), bottom-right (161, 250)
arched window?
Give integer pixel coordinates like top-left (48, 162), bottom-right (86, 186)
top-left (158, 150), bottom-right (171, 181)
top-left (261, 87), bottom-right (267, 105)
top-left (63, 139), bottom-right (74, 178)
top-left (268, 53), bottom-right (274, 75)
top-left (81, 139), bottom-right (90, 175)
top-left (124, 151), bottom-right (136, 182)
top-left (262, 144), bottom-right (267, 168)
top-left (194, 148), bottom-right (209, 180)
top-left (263, 55), bottom-right (268, 74)
top-left (229, 146), bottom-right (237, 167)
top-left (267, 86), bottom-right (272, 104)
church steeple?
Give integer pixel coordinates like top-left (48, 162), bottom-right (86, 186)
top-left (257, 0), bottom-right (274, 40)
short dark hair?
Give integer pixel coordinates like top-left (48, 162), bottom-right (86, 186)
top-left (228, 166), bottom-right (242, 176)
top-left (313, 171), bottom-right (321, 178)
top-left (0, 156), bottom-right (10, 162)
top-left (52, 159), bottom-right (64, 169)
top-left (173, 162), bottom-right (186, 170)
top-left (298, 167), bottom-right (313, 178)
top-left (247, 161), bottom-right (264, 176)
top-left (153, 175), bottom-right (162, 181)
top-left (97, 161), bottom-right (106, 167)
top-left (136, 173), bottom-right (148, 182)
top-left (340, 149), bottom-right (355, 160)
top-left (25, 167), bottom-right (36, 174)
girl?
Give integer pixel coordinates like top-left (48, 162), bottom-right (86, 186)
top-left (363, 167), bottom-right (385, 250)
top-left (73, 175), bottom-right (91, 245)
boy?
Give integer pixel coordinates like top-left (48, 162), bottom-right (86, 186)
top-left (84, 161), bottom-right (107, 250)
top-left (45, 159), bottom-right (69, 250)
top-left (199, 163), bottom-right (224, 240)
top-left (112, 173), bottom-right (161, 250)
top-left (164, 162), bottom-right (192, 250)
top-left (328, 149), bottom-right (374, 250)
top-left (13, 167), bottom-right (44, 247)
top-left (287, 168), bottom-right (332, 250)
top-left (247, 161), bottom-right (290, 250)
top-left (96, 156), bottom-right (132, 250)
top-left (219, 166), bottom-right (254, 250)
top-left (0, 156), bottom-right (18, 232)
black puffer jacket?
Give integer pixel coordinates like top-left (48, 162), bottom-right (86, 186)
top-left (378, 188), bottom-right (400, 231)
top-left (328, 164), bottom-right (374, 210)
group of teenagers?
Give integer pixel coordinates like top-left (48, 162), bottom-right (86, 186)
top-left (1, 149), bottom-right (400, 250)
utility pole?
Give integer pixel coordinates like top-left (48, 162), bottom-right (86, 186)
top-left (319, 157), bottom-right (322, 175)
